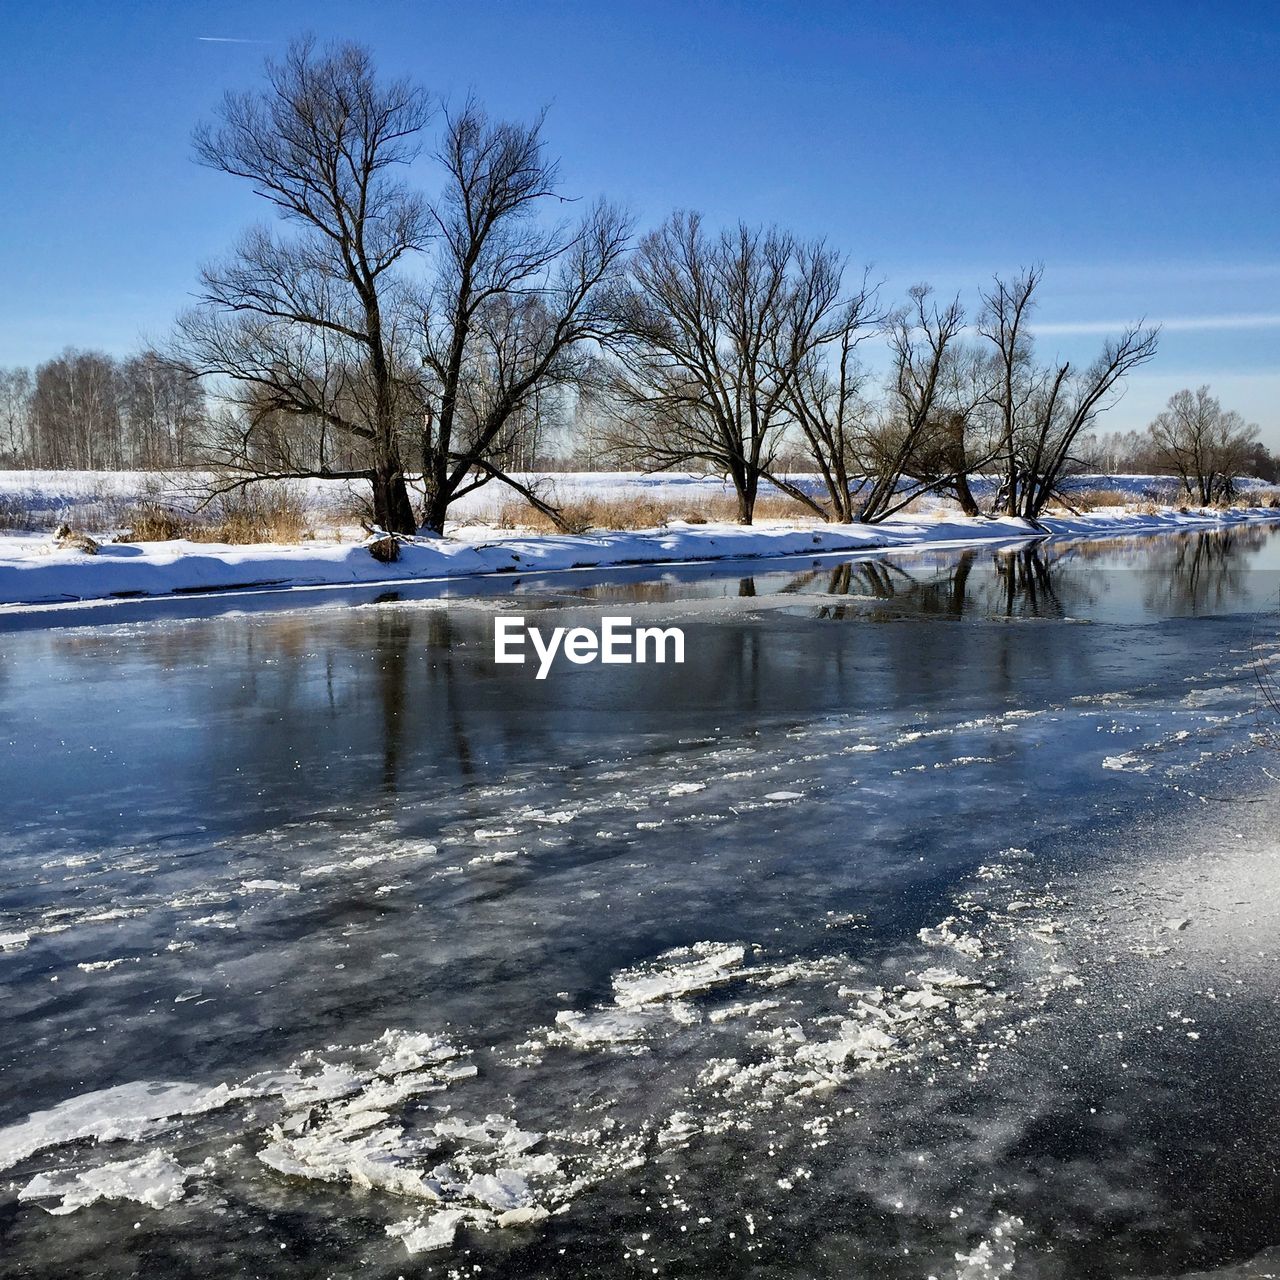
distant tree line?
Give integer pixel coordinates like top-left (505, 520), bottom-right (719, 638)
top-left (0, 349), bottom-right (207, 470)
top-left (1, 39), bottom-right (1271, 537)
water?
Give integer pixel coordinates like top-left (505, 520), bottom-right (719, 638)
top-left (3, 527), bottom-right (1280, 1278)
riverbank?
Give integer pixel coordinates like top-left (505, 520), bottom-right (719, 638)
top-left (2, 506), bottom-right (1278, 608)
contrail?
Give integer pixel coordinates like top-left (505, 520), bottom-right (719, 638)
top-left (1037, 313), bottom-right (1280, 336)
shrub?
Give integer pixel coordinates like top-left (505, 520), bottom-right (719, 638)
top-left (120, 484), bottom-right (315, 544)
top-left (120, 501), bottom-right (190, 541)
top-left (494, 494), bottom-right (675, 532)
top-left (1068, 488), bottom-right (1133, 512)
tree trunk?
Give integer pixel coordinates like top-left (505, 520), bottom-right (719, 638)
top-left (954, 471), bottom-right (980, 517)
top-left (372, 458), bottom-right (417, 535)
top-left (419, 459), bottom-right (453, 534)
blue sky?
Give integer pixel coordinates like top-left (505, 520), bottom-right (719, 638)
top-left (2, 1), bottom-right (1277, 437)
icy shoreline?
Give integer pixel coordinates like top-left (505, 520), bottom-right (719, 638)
top-left (2, 506), bottom-right (1277, 610)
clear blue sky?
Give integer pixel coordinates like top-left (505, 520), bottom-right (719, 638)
top-left (2, 0), bottom-right (1277, 437)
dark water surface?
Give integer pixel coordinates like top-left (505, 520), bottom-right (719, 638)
top-left (3, 527), bottom-right (1280, 1278)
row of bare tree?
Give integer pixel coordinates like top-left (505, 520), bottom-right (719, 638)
top-left (599, 245), bottom-right (1164, 524)
top-left (5, 40), bottom-right (1259, 533)
top-left (164, 38), bottom-right (1168, 541)
top-left (0, 351), bottom-right (206, 470)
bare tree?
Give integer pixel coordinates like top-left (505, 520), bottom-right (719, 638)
top-left (175, 43), bottom-right (625, 540)
top-left (176, 38), bottom-right (433, 535)
top-left (855, 287), bottom-right (970, 522)
top-left (979, 268), bottom-right (1158, 520)
top-left (902, 345), bottom-right (1002, 517)
top-left (118, 352), bottom-right (206, 468)
top-left (1148, 386), bottom-right (1260, 504)
top-left (603, 214), bottom-right (848, 524)
top-left (0, 367), bottom-right (32, 465)
top-left (775, 272), bottom-right (881, 521)
top-left (31, 349), bottom-right (121, 470)
top-left (415, 102), bottom-right (631, 532)
top-left (1082, 426), bottom-right (1165, 476)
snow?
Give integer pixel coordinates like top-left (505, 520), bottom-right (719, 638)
top-left (0, 466), bottom-right (1264, 528)
top-left (1, 467), bottom-right (1277, 608)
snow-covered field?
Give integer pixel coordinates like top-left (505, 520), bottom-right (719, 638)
top-left (1, 469), bottom-right (1277, 608)
top-left (0, 467), bottom-right (1266, 528)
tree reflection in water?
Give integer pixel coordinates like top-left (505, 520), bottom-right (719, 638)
top-left (777, 543), bottom-right (1082, 620)
top-left (1139, 526), bottom-right (1269, 616)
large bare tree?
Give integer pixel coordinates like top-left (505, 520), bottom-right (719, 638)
top-left (1148, 386), bottom-right (1259, 504)
top-left (176, 38), bottom-right (433, 534)
top-left (175, 42), bottom-right (626, 540)
top-left (603, 214), bottom-right (849, 524)
top-left (415, 102), bottom-right (631, 532)
top-left (773, 272), bottom-right (881, 521)
top-left (979, 268), bottom-right (1159, 520)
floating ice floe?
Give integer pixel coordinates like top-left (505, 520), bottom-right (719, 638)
top-left (919, 917), bottom-right (985, 958)
top-left (667, 782), bottom-right (707, 796)
top-left (0, 1080), bottom-right (235, 1172)
top-left (76, 957), bottom-right (135, 972)
top-left (612, 942), bottom-right (747, 1007)
top-left (1102, 752), bottom-right (1152, 773)
top-left (551, 1008), bottom-right (655, 1048)
top-left (387, 1207), bottom-right (479, 1253)
top-left (468, 850), bottom-right (522, 866)
top-left (18, 1150), bottom-right (193, 1215)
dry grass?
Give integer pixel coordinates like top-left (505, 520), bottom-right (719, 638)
top-left (1065, 488), bottom-right (1135, 512)
top-left (119, 485), bottom-right (315, 545)
top-left (700, 493), bottom-right (821, 522)
top-left (493, 494), bottom-right (676, 533)
top-left (491, 489), bottom-right (821, 532)
top-left (1043, 489), bottom-right (1174, 516)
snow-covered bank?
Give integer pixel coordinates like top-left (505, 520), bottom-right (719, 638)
top-left (1, 506), bottom-right (1278, 609)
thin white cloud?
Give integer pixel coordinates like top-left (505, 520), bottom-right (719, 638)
top-left (197, 36), bottom-right (271, 44)
top-left (1036, 313), bottom-right (1280, 336)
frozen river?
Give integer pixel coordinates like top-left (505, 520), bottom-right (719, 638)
top-left (3, 527), bottom-right (1280, 1278)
